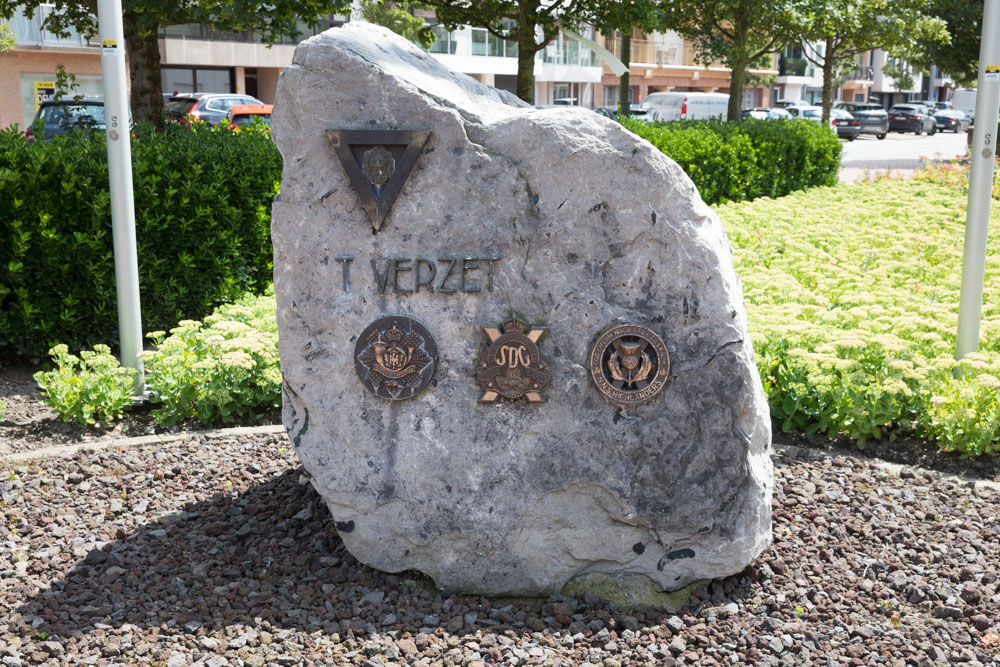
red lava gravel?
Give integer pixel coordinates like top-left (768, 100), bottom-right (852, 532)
top-left (1, 432), bottom-right (998, 666)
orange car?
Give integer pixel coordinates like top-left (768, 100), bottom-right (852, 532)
top-left (222, 104), bottom-right (273, 130)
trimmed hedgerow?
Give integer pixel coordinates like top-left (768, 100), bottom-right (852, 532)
top-left (0, 122), bottom-right (280, 358)
top-left (620, 117), bottom-right (842, 205)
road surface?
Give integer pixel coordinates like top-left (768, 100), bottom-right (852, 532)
top-left (839, 129), bottom-right (969, 182)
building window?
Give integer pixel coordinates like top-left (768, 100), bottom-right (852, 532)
top-left (604, 85), bottom-right (618, 106)
top-left (603, 85), bottom-right (635, 107)
top-left (162, 67), bottom-right (234, 95)
top-left (471, 28), bottom-right (487, 56)
top-left (19, 72), bottom-right (103, 128)
top-left (429, 25), bottom-right (457, 54)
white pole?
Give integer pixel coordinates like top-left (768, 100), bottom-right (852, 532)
top-left (956, 0), bottom-right (1000, 361)
top-left (97, 0), bottom-right (144, 394)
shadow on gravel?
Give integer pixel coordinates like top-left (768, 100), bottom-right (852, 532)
top-left (21, 465), bottom-right (747, 643)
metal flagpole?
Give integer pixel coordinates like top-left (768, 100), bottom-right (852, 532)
top-left (97, 0), bottom-right (145, 395)
top-left (956, 0), bottom-right (1000, 363)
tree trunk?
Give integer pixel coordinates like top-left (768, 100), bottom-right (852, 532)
top-left (727, 56), bottom-right (748, 122)
top-left (515, 4), bottom-right (537, 104)
top-left (124, 13), bottom-right (164, 129)
top-left (727, 15), bottom-right (749, 122)
top-left (820, 35), bottom-right (836, 126)
top-left (618, 31), bottom-right (631, 116)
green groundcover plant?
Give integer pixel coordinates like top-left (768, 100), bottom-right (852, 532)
top-left (33, 344), bottom-right (137, 426)
top-left (620, 117), bottom-right (842, 205)
top-left (720, 173), bottom-right (1000, 457)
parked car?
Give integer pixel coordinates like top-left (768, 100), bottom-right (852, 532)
top-left (933, 109), bottom-right (971, 133)
top-left (888, 103), bottom-right (937, 135)
top-left (594, 104), bottom-right (650, 121)
top-left (165, 92), bottom-right (264, 125)
top-left (786, 105), bottom-right (836, 131)
top-left (834, 102), bottom-right (888, 139)
top-left (742, 107), bottom-right (792, 120)
top-left (640, 92), bottom-right (729, 121)
top-left (26, 98), bottom-right (106, 143)
top-left (951, 88), bottom-right (977, 123)
top-left (773, 99), bottom-right (812, 109)
top-left (222, 104), bottom-right (273, 129)
top-left (831, 108), bottom-right (862, 140)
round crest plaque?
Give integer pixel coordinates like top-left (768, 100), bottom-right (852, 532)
top-left (354, 315), bottom-right (437, 400)
top-left (589, 324), bottom-right (670, 406)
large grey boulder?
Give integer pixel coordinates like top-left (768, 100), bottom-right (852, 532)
top-left (272, 21), bottom-right (772, 597)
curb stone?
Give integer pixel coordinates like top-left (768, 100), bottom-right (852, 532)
top-left (5, 429), bottom-right (997, 495)
top-left (773, 442), bottom-right (1000, 493)
top-left (1, 423), bottom-right (287, 463)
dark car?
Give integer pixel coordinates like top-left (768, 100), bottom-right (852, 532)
top-left (26, 98), bottom-right (106, 143)
top-left (834, 102), bottom-right (888, 139)
top-left (933, 109), bottom-right (970, 133)
top-left (165, 92), bottom-right (264, 125)
top-left (831, 108), bottom-right (862, 140)
top-left (888, 103), bottom-right (937, 135)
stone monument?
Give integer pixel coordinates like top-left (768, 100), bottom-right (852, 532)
top-left (272, 21), bottom-right (772, 597)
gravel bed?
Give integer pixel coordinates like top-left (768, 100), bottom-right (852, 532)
top-left (1, 433), bottom-right (998, 666)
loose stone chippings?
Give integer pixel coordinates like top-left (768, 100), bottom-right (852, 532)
top-left (0, 434), bottom-right (996, 664)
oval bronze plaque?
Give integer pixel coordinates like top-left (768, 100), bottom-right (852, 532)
top-left (589, 324), bottom-right (670, 406)
top-left (354, 315), bottom-right (437, 400)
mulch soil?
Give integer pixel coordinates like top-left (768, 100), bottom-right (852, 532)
top-left (1, 364), bottom-right (999, 666)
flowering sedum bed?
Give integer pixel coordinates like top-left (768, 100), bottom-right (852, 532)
top-left (719, 175), bottom-right (1000, 456)
top-left (138, 289), bottom-right (280, 426)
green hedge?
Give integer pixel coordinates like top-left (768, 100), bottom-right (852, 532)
top-left (620, 117), bottom-right (842, 205)
top-left (0, 123), bottom-right (281, 358)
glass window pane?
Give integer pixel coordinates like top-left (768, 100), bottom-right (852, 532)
top-left (195, 69), bottom-right (231, 93)
top-left (162, 67), bottom-right (195, 95)
top-left (430, 25), bottom-right (449, 53)
top-left (471, 29), bottom-right (486, 56)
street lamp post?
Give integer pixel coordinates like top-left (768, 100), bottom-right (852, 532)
top-left (956, 0), bottom-right (1000, 363)
top-left (97, 0), bottom-right (145, 395)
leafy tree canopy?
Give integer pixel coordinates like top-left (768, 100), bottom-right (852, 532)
top-left (908, 0), bottom-right (979, 86)
top-left (660, 0), bottom-right (800, 121)
top-left (789, 0), bottom-right (946, 122)
top-left (359, 0), bottom-right (436, 50)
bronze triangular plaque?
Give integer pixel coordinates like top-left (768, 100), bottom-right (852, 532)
top-left (326, 129), bottom-right (432, 232)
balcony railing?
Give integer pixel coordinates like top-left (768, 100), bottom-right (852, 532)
top-left (603, 37), bottom-right (657, 65)
top-left (159, 15), bottom-right (346, 45)
top-left (844, 66), bottom-right (875, 81)
top-left (11, 6), bottom-right (94, 48)
top-left (542, 35), bottom-right (598, 67)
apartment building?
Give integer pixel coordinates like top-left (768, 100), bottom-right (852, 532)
top-left (595, 30), bottom-right (778, 110)
top-left (0, 6), bottom-right (606, 129)
top-left (772, 44), bottom-right (954, 108)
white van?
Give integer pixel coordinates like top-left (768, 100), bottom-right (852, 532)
top-left (640, 92), bottom-right (729, 121)
top-left (951, 88), bottom-right (976, 123)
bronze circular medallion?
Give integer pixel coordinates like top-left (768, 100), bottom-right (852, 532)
top-left (354, 315), bottom-right (437, 401)
top-left (589, 324), bottom-right (670, 406)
